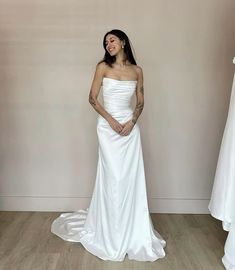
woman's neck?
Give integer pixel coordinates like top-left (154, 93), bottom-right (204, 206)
top-left (115, 51), bottom-right (127, 67)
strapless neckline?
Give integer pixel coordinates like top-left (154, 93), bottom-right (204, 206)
top-left (103, 77), bottom-right (137, 83)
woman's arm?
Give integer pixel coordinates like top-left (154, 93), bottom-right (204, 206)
top-left (88, 63), bottom-right (124, 133)
top-left (88, 63), bottom-right (111, 121)
top-left (132, 66), bottom-right (144, 125)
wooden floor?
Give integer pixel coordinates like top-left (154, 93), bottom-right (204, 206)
top-left (0, 212), bottom-right (227, 270)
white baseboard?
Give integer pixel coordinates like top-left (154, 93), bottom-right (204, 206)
top-left (0, 196), bottom-right (210, 214)
top-left (149, 198), bottom-right (210, 214)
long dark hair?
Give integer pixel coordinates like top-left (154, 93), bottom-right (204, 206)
top-left (99, 29), bottom-right (137, 67)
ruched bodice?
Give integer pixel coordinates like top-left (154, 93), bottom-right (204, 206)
top-left (102, 77), bottom-right (137, 109)
top-left (100, 77), bottom-right (137, 122)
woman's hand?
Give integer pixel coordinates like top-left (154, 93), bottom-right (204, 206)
top-left (119, 120), bottom-right (135, 136)
top-left (107, 117), bottom-right (124, 134)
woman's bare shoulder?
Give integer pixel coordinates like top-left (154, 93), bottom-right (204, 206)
top-left (133, 65), bottom-right (143, 73)
top-left (96, 61), bottom-right (108, 71)
top-left (94, 62), bottom-right (110, 79)
top-left (131, 65), bottom-right (143, 81)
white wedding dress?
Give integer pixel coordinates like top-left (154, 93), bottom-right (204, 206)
top-left (208, 58), bottom-right (235, 269)
top-left (51, 77), bottom-right (166, 261)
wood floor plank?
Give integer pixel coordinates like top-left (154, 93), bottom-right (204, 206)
top-left (0, 212), bottom-right (227, 270)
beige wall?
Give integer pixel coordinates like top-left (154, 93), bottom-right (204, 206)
top-left (0, 0), bottom-right (234, 212)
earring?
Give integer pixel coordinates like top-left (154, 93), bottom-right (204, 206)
top-left (122, 45), bottom-right (124, 49)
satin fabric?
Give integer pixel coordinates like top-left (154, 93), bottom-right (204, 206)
top-left (208, 58), bottom-right (235, 269)
top-left (51, 77), bottom-right (166, 261)
top-left (208, 73), bottom-right (235, 231)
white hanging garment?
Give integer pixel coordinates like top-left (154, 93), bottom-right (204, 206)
top-left (208, 58), bottom-right (235, 270)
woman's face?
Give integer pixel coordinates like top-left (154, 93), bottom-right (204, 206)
top-left (105, 34), bottom-right (124, 56)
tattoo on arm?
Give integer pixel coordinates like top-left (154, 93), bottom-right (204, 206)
top-left (140, 86), bottom-right (144, 95)
top-left (89, 92), bottom-right (97, 107)
top-left (132, 102), bottom-right (144, 125)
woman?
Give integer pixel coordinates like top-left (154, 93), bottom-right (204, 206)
top-left (51, 29), bottom-right (166, 261)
